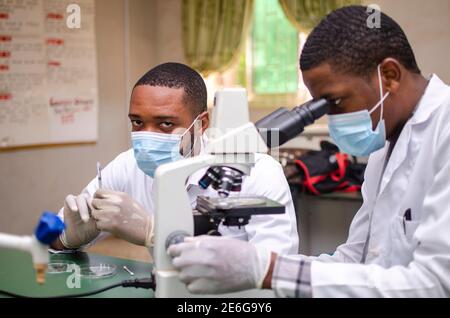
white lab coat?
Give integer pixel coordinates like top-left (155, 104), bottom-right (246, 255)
top-left (59, 141), bottom-right (299, 255)
top-left (303, 75), bottom-right (450, 297)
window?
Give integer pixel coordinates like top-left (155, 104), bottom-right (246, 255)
top-left (205, 0), bottom-right (311, 109)
top-left (251, 0), bottom-right (298, 95)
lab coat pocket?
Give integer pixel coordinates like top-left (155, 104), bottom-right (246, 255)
top-left (404, 219), bottom-right (420, 241)
top-left (388, 215), bottom-right (420, 266)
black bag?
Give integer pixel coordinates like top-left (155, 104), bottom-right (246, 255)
top-left (284, 141), bottom-right (365, 195)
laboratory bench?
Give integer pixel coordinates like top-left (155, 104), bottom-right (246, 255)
top-left (0, 249), bottom-right (154, 298)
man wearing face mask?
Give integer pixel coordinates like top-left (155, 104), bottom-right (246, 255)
top-left (51, 63), bottom-right (299, 256)
top-left (168, 6), bottom-right (450, 297)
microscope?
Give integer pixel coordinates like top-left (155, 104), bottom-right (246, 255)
top-left (0, 212), bottom-right (65, 284)
top-left (152, 88), bottom-right (333, 297)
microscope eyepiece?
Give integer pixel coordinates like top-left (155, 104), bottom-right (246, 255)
top-left (255, 98), bottom-right (334, 148)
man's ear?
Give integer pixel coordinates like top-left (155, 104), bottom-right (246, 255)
top-left (380, 58), bottom-right (402, 94)
top-left (199, 111), bottom-right (209, 134)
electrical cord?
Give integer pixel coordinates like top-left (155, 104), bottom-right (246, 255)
top-left (0, 277), bottom-right (155, 298)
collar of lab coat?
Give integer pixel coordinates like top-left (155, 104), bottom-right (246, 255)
top-left (376, 74), bottom-right (449, 196)
top-left (409, 74), bottom-right (449, 126)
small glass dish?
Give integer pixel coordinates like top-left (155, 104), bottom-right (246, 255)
top-left (46, 261), bottom-right (75, 274)
top-left (76, 263), bottom-right (117, 279)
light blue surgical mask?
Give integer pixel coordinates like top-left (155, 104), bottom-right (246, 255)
top-left (132, 116), bottom-right (200, 177)
top-left (328, 65), bottom-right (390, 157)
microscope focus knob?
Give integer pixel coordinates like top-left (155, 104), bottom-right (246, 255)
top-left (165, 231), bottom-right (190, 251)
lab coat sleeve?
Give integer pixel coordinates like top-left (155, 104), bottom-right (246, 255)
top-left (310, 133), bottom-right (450, 297)
top-left (242, 155), bottom-right (299, 255)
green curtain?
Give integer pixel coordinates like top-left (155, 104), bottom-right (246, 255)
top-left (182, 0), bottom-right (253, 76)
top-left (278, 0), bottom-right (361, 33)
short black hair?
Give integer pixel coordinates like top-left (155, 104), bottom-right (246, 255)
top-left (300, 6), bottom-right (421, 77)
top-left (134, 62), bottom-right (207, 116)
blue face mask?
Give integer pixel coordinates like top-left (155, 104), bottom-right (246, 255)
top-left (132, 116), bottom-right (200, 177)
top-left (328, 65), bottom-right (390, 157)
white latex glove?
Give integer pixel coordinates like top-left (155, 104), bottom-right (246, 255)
top-left (60, 193), bottom-right (100, 249)
top-left (91, 189), bottom-right (153, 247)
top-left (168, 236), bottom-right (271, 294)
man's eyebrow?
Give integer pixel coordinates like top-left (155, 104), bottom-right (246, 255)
top-left (152, 115), bottom-right (179, 120)
top-left (128, 114), bottom-right (179, 120)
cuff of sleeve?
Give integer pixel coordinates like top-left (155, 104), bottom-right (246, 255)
top-left (59, 231), bottom-right (77, 249)
top-left (272, 255), bottom-right (312, 298)
top-left (59, 231), bottom-right (90, 251)
top-left (255, 248), bottom-right (272, 289)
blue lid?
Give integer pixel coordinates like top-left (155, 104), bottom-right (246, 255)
top-left (34, 212), bottom-right (66, 245)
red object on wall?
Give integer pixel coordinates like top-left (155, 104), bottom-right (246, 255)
top-left (0, 93), bottom-right (12, 100)
top-left (48, 61), bottom-right (61, 67)
top-left (0, 35), bottom-right (12, 42)
top-left (0, 51), bottom-right (11, 58)
top-left (46, 38), bottom-right (64, 45)
top-left (46, 12), bottom-right (63, 20)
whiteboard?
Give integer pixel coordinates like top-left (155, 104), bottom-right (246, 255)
top-left (0, 0), bottom-right (98, 149)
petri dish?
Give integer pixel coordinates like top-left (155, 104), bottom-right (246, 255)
top-left (46, 261), bottom-right (74, 274)
top-left (77, 263), bottom-right (117, 279)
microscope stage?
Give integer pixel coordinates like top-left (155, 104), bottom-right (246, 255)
top-left (196, 195), bottom-right (285, 217)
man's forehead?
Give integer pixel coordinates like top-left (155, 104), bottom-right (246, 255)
top-left (129, 85), bottom-right (189, 116)
top-left (131, 85), bottom-right (185, 103)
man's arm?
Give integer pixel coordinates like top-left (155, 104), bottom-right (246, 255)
top-left (265, 140), bottom-right (450, 298)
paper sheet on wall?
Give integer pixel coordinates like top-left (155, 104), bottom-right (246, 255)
top-left (0, 0), bottom-right (98, 148)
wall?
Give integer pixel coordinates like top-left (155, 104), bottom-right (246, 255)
top-left (127, 0), bottom-right (184, 88)
top-left (127, 0), bottom-right (156, 94)
top-left (0, 0), bottom-right (129, 234)
top-left (364, 0), bottom-right (450, 83)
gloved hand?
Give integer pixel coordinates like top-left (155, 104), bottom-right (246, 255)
top-left (60, 193), bottom-right (100, 249)
top-left (168, 236), bottom-right (272, 294)
top-left (91, 189), bottom-right (153, 246)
